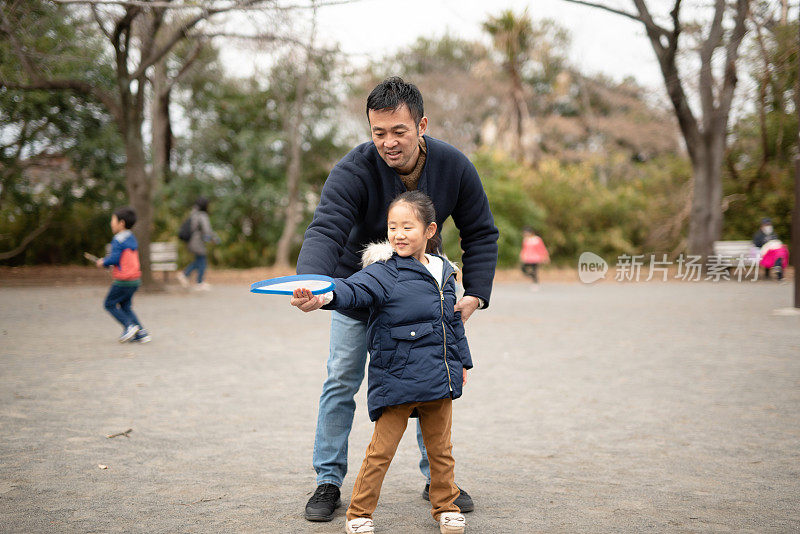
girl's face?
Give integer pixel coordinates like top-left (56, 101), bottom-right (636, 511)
top-left (387, 202), bottom-right (436, 261)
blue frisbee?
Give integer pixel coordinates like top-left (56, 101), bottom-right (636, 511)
top-left (250, 274), bottom-right (335, 295)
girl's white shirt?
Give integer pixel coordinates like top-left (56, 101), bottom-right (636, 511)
top-left (319, 252), bottom-right (444, 305)
top-left (423, 253), bottom-right (444, 285)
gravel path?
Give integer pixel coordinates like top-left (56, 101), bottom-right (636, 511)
top-left (1, 280), bottom-right (798, 533)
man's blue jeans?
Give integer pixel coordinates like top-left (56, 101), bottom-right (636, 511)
top-left (313, 311), bottom-right (431, 487)
top-left (184, 254), bottom-right (207, 283)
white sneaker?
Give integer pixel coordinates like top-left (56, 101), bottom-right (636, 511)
top-left (195, 282), bottom-right (211, 291)
top-left (131, 329), bottom-right (151, 343)
top-left (346, 518), bottom-right (374, 533)
top-left (439, 512), bottom-right (465, 534)
top-left (118, 324), bottom-right (140, 343)
top-left (176, 271), bottom-right (190, 288)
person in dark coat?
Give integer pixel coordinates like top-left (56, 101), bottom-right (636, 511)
top-left (293, 77), bottom-right (498, 522)
top-left (177, 197), bottom-right (219, 291)
top-left (292, 191), bottom-right (469, 534)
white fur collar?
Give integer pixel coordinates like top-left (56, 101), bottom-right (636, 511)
top-left (360, 241), bottom-right (459, 272)
top-left (361, 241), bottom-right (395, 266)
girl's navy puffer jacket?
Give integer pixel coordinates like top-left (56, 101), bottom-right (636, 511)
top-left (329, 243), bottom-right (473, 421)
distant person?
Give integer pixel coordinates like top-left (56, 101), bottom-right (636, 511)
top-left (294, 77), bottom-right (498, 522)
top-left (752, 217), bottom-right (788, 281)
top-left (519, 226), bottom-right (549, 288)
top-left (95, 206), bottom-right (151, 343)
top-left (177, 196), bottom-right (219, 291)
top-left (291, 191), bottom-right (470, 534)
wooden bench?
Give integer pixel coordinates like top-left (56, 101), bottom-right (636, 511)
top-left (150, 241), bottom-right (178, 282)
top-left (712, 240), bottom-right (758, 267)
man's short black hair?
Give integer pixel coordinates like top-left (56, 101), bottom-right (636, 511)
top-left (366, 76), bottom-right (424, 126)
top-left (114, 206), bottom-right (137, 229)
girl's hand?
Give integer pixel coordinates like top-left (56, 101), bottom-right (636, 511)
top-left (291, 288), bottom-right (324, 312)
top-left (463, 369), bottom-right (468, 386)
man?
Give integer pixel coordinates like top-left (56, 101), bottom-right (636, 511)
top-left (294, 77), bottom-right (499, 522)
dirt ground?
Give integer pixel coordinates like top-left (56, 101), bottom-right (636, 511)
top-left (1, 272), bottom-right (799, 533)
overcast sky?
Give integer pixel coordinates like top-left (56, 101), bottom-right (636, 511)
top-left (220, 0), bottom-right (666, 92)
top-left (312, 0), bottom-right (663, 87)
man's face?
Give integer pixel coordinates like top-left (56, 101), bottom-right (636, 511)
top-left (368, 105), bottom-right (427, 174)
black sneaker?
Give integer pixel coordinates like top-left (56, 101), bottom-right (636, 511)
top-left (304, 483), bottom-right (341, 522)
top-left (775, 258), bottom-right (784, 281)
top-left (422, 483), bottom-right (474, 513)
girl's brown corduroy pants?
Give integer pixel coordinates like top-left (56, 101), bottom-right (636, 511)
top-left (346, 398), bottom-right (460, 522)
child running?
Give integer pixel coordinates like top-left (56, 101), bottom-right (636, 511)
top-left (291, 191), bottom-right (471, 534)
top-left (95, 206), bottom-right (151, 343)
top-left (519, 226), bottom-right (549, 289)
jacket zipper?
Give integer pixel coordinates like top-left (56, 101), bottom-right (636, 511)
top-left (434, 270), bottom-right (457, 393)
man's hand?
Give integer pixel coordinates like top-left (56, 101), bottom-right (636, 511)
top-left (291, 288), bottom-right (324, 313)
top-left (454, 295), bottom-right (480, 322)
top-left (95, 259), bottom-right (104, 268)
top-left (463, 368), bottom-right (468, 386)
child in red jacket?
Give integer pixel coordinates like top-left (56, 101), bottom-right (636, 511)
top-left (520, 226), bottom-right (550, 287)
top-left (95, 207), bottom-right (150, 343)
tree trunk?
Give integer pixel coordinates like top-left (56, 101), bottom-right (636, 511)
top-left (510, 72), bottom-right (526, 162)
top-left (151, 58), bottom-right (172, 187)
top-left (688, 152), bottom-right (711, 259)
top-left (793, 9), bottom-right (799, 308)
top-left (687, 129), bottom-right (726, 261)
top-left (123, 119), bottom-right (155, 288)
top-left (274, 63), bottom-right (310, 268)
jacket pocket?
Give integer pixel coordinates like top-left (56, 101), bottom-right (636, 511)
top-left (388, 322), bottom-right (434, 376)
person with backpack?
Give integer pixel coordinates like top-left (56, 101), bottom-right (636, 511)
top-left (177, 196), bottom-right (219, 291)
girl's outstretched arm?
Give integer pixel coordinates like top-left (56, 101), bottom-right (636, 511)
top-left (329, 263), bottom-right (393, 311)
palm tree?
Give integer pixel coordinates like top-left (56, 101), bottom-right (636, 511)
top-left (483, 9), bottom-right (536, 163)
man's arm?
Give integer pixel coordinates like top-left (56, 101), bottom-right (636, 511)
top-left (296, 161), bottom-right (364, 276)
top-left (451, 161), bottom-right (499, 310)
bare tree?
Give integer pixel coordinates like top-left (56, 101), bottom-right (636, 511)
top-left (151, 40), bottom-right (204, 188)
top-left (564, 0), bottom-right (751, 259)
top-left (0, 0), bottom-right (281, 285)
top-left (483, 9), bottom-right (539, 164)
top-left (274, 2), bottom-right (318, 268)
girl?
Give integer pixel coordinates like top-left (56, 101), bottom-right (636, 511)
top-left (291, 191), bottom-right (471, 534)
top-left (519, 226), bottom-right (549, 288)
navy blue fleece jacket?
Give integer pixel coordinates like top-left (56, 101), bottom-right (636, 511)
top-left (296, 135), bottom-right (499, 321)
